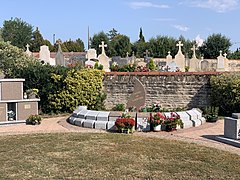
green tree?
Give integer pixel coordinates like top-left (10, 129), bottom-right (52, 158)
top-left (148, 35), bottom-right (177, 58)
top-left (228, 48), bottom-right (240, 59)
top-left (107, 28), bottom-right (119, 41)
top-left (199, 33), bottom-right (232, 59)
top-left (53, 39), bottom-right (68, 52)
top-left (2, 17), bottom-right (33, 49)
top-left (132, 41), bottom-right (148, 58)
top-left (110, 34), bottom-right (131, 57)
top-left (138, 27), bottom-right (145, 42)
top-left (0, 28), bottom-right (3, 42)
top-left (43, 39), bottom-right (54, 52)
top-left (62, 38), bottom-right (84, 52)
top-left (0, 41), bottom-right (36, 77)
top-left (31, 27), bottom-right (45, 52)
top-left (91, 31), bottom-right (110, 56)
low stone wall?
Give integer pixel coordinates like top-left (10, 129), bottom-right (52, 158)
top-left (103, 72), bottom-right (221, 110)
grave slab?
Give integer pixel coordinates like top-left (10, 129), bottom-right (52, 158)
top-left (86, 110), bottom-right (99, 120)
top-left (77, 110), bottom-right (89, 119)
top-left (109, 112), bottom-right (122, 121)
top-left (107, 121), bottom-right (117, 131)
top-left (97, 111), bottom-right (110, 121)
top-left (74, 118), bottom-right (85, 127)
top-left (176, 111), bottom-right (193, 128)
top-left (186, 110), bottom-right (201, 127)
top-left (68, 116), bottom-right (77, 124)
top-left (95, 121), bottom-right (107, 130)
top-left (83, 120), bottom-right (95, 128)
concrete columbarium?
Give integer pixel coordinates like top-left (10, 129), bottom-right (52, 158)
top-left (0, 79), bottom-right (40, 124)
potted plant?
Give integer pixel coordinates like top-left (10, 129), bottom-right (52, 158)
top-left (115, 113), bottom-right (135, 134)
top-left (26, 88), bottom-right (39, 99)
top-left (204, 106), bottom-right (219, 122)
top-left (26, 114), bottom-right (42, 125)
top-left (149, 112), bottom-right (165, 131)
top-left (163, 112), bottom-right (183, 132)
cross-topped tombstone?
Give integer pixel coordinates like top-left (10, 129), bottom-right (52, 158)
top-left (166, 51), bottom-right (172, 60)
top-left (224, 53), bottom-right (227, 58)
top-left (99, 41), bottom-right (107, 55)
top-left (217, 50), bottom-right (225, 71)
top-left (176, 41), bottom-right (183, 54)
top-left (191, 44), bottom-right (197, 59)
top-left (25, 44), bottom-right (32, 56)
top-left (126, 52), bottom-right (129, 58)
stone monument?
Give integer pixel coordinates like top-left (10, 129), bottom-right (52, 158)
top-left (39, 45), bottom-right (56, 65)
top-left (25, 44), bottom-right (32, 57)
top-left (189, 45), bottom-right (200, 72)
top-left (55, 43), bottom-right (65, 66)
top-left (174, 41), bottom-right (185, 72)
top-left (98, 41), bottom-right (110, 72)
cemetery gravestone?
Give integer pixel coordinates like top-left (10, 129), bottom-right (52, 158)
top-left (126, 78), bottom-right (146, 110)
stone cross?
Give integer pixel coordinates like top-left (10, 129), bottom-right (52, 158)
top-left (144, 50), bottom-right (149, 57)
top-left (126, 52), bottom-right (129, 58)
top-left (176, 41), bottom-right (183, 53)
top-left (26, 44), bottom-right (30, 51)
top-left (132, 51), bottom-right (135, 57)
top-left (99, 41), bottom-right (107, 55)
top-left (219, 50), bottom-right (223, 56)
top-left (224, 53), bottom-right (227, 58)
top-left (168, 51), bottom-right (171, 55)
top-left (191, 44), bottom-right (197, 59)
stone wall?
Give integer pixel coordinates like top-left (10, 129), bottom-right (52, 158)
top-left (103, 72), bottom-right (221, 110)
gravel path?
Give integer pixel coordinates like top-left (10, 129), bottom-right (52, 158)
top-left (0, 116), bottom-right (239, 155)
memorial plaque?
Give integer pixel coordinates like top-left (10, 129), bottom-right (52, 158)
top-left (126, 78), bottom-right (146, 110)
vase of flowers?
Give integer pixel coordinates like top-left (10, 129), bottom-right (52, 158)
top-left (163, 112), bottom-right (183, 132)
top-left (115, 113), bottom-right (135, 134)
top-left (149, 112), bottom-right (165, 132)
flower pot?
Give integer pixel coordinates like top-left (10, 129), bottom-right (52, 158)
top-left (166, 125), bottom-right (173, 132)
top-left (153, 124), bottom-right (161, 132)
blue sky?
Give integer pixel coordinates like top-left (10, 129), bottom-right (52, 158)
top-left (0, 0), bottom-right (240, 50)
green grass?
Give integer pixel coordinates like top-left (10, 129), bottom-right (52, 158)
top-left (0, 133), bottom-right (239, 179)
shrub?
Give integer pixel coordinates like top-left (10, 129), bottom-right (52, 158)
top-left (48, 68), bottom-right (105, 112)
top-left (26, 114), bottom-right (42, 125)
top-left (210, 73), bottom-right (240, 115)
top-left (112, 104), bottom-right (125, 111)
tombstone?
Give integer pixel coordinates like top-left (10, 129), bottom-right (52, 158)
top-left (174, 41), bottom-right (185, 71)
top-left (137, 112), bottom-right (150, 132)
top-left (217, 50), bottom-right (225, 71)
top-left (166, 51), bottom-right (172, 60)
top-left (39, 45), bottom-right (56, 65)
top-left (167, 61), bottom-right (177, 72)
top-left (55, 43), bottom-right (65, 66)
top-left (224, 113), bottom-right (240, 140)
top-left (186, 110), bottom-right (201, 127)
top-left (189, 45), bottom-right (200, 72)
top-left (111, 56), bottom-right (129, 67)
top-left (25, 44), bottom-right (32, 57)
top-left (98, 41), bottom-right (110, 72)
top-left (86, 48), bottom-right (97, 60)
top-left (176, 111), bottom-right (193, 128)
top-left (126, 78), bottom-right (146, 110)
top-left (85, 60), bottom-right (95, 68)
top-left (200, 59), bottom-right (209, 71)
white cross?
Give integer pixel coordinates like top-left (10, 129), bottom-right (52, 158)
top-left (132, 51), bottom-right (135, 57)
top-left (126, 52), bottom-right (129, 57)
top-left (219, 50), bottom-right (223, 56)
top-left (224, 53), bottom-right (227, 58)
top-left (191, 44), bottom-right (197, 59)
top-left (176, 41), bottom-right (183, 53)
top-left (26, 44), bottom-right (30, 51)
top-left (168, 51), bottom-right (171, 55)
top-left (99, 41), bottom-right (107, 55)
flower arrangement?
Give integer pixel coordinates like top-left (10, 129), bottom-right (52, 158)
top-left (115, 112), bottom-right (135, 133)
top-left (163, 112), bottom-right (183, 131)
top-left (150, 112), bottom-right (165, 127)
top-left (7, 110), bottom-right (15, 121)
top-left (26, 114), bottom-right (42, 125)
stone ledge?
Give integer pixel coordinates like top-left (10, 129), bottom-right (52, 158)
top-left (215, 136), bottom-right (240, 148)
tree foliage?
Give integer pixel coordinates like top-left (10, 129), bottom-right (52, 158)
top-left (0, 41), bottom-right (36, 77)
top-left (31, 27), bottom-right (45, 52)
top-left (2, 18), bottom-right (33, 49)
top-left (110, 34), bottom-right (131, 57)
top-left (107, 28), bottom-right (119, 41)
top-left (91, 31), bottom-right (110, 56)
top-left (210, 73), bottom-right (240, 116)
top-left (199, 33), bottom-right (232, 59)
top-left (138, 27), bottom-right (145, 42)
top-left (62, 38), bottom-right (85, 52)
